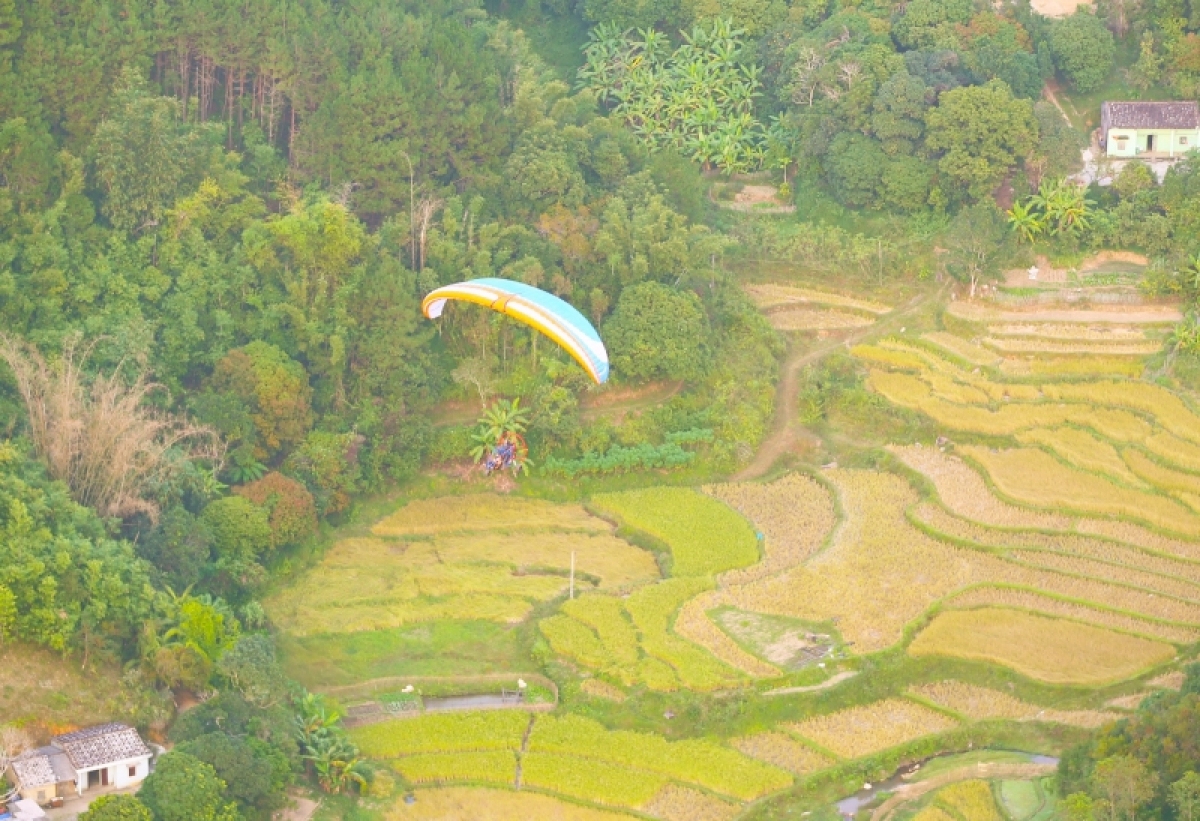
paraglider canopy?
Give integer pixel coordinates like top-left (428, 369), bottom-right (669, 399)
top-left (422, 278), bottom-right (610, 384)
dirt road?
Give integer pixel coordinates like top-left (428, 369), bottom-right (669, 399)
top-left (733, 288), bottom-right (942, 481)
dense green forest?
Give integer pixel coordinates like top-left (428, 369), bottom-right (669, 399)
top-left (8, 0), bottom-right (1200, 817)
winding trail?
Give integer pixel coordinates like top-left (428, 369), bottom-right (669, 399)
top-left (733, 288), bottom-right (944, 481)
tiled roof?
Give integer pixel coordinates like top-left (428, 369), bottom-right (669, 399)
top-left (52, 724), bottom-right (150, 770)
top-left (10, 752), bottom-right (55, 787)
top-left (1103, 101), bottom-right (1200, 129)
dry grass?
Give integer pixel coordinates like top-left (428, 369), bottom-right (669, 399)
top-left (766, 308), bottom-right (874, 331)
top-left (0, 334), bottom-right (221, 519)
top-left (961, 446), bottom-right (1200, 538)
top-left (787, 698), bottom-right (958, 759)
top-left (745, 283), bottom-right (891, 314)
top-left (911, 681), bottom-right (1120, 728)
top-left (920, 332), bottom-right (1002, 367)
top-left (642, 785), bottom-right (739, 821)
top-left (1015, 427), bottom-right (1144, 486)
top-left (731, 732), bottom-right (836, 775)
top-left (372, 495), bottom-right (606, 536)
top-left (0, 643), bottom-right (134, 732)
top-left (1014, 356), bottom-right (1145, 378)
top-left (909, 608), bottom-right (1176, 685)
top-left (1149, 671), bottom-right (1186, 690)
top-left (382, 787), bottom-right (639, 820)
top-left (989, 323), bottom-right (1148, 341)
top-left (703, 474), bottom-right (837, 584)
top-left (943, 586), bottom-right (1200, 645)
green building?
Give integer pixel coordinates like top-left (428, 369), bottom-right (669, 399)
top-left (1101, 101), bottom-right (1200, 158)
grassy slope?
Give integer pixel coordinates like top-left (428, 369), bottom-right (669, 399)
top-left (0, 643), bottom-right (127, 730)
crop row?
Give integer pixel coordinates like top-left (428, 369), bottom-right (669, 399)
top-left (910, 680), bottom-right (1120, 728)
top-left (528, 714), bottom-right (792, 800)
top-left (767, 307), bottom-right (874, 331)
top-left (982, 337), bottom-right (1159, 356)
top-left (960, 445), bottom-right (1200, 539)
top-left (744, 283), bottom-right (891, 314)
top-left (590, 487), bottom-right (759, 576)
top-left (944, 586), bottom-right (1200, 644)
top-left (785, 698), bottom-right (958, 759)
top-left (1015, 426), bottom-right (1143, 487)
top-left (1043, 381), bottom-right (1200, 447)
top-left (703, 473), bottom-right (837, 583)
top-left (520, 754), bottom-right (667, 807)
top-left (988, 323), bottom-right (1149, 341)
top-left (919, 332), bottom-right (1002, 367)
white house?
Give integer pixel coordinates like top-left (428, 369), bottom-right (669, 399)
top-left (1100, 101), bottom-right (1200, 158)
top-left (7, 724), bottom-right (152, 806)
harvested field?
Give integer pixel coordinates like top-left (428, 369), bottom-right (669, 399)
top-left (960, 446), bottom-right (1200, 538)
top-left (642, 785), bottom-right (739, 821)
top-left (703, 473), bottom-right (837, 583)
top-left (373, 494), bottom-right (606, 536)
top-left (383, 787), bottom-right (640, 820)
top-left (1149, 670), bottom-right (1186, 689)
top-left (675, 591), bottom-right (781, 677)
top-left (787, 698), bottom-right (958, 759)
top-left (946, 302), bottom-right (1181, 325)
top-left (591, 488), bottom-right (759, 576)
top-left (745, 283), bottom-right (891, 314)
top-left (1005, 356), bottom-right (1146, 377)
top-left (909, 608), bottom-right (1176, 684)
top-left (731, 732), bottom-right (836, 775)
top-left (713, 610), bottom-right (834, 668)
top-left (580, 678), bottom-right (627, 701)
top-left (1042, 381), bottom-right (1200, 446)
top-left (911, 680), bottom-right (1120, 727)
top-left (766, 307), bottom-right (874, 331)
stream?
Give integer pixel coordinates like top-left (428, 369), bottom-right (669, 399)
top-left (834, 751), bottom-right (1059, 817)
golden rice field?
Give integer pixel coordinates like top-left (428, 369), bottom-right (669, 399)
top-left (730, 732), bottom-right (836, 775)
top-left (1004, 355), bottom-right (1145, 377)
top-left (912, 805), bottom-right (957, 821)
top-left (989, 323), bottom-right (1148, 341)
top-left (383, 787), bottom-right (639, 821)
top-left (674, 590), bottom-right (781, 677)
top-left (942, 586), bottom-right (1200, 645)
top-left (373, 494), bottom-right (607, 536)
top-left (920, 332), bottom-right (1001, 367)
top-left (929, 780), bottom-right (1004, 821)
top-left (981, 337), bottom-right (1159, 356)
top-left (909, 608), bottom-right (1176, 684)
top-left (744, 283), bottom-right (891, 314)
top-left (960, 446), bottom-right (1200, 538)
top-left (1014, 426), bottom-right (1144, 486)
top-left (590, 488), bottom-right (760, 576)
top-left (703, 473), bottom-right (837, 583)
top-left (766, 307), bottom-right (874, 331)
top-left (579, 678), bottom-right (626, 701)
top-left (786, 698), bottom-right (959, 759)
top-left (910, 680), bottom-right (1120, 728)
top-left (540, 577), bottom-right (744, 690)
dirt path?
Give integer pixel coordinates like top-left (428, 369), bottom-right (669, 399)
top-left (733, 289), bottom-right (942, 481)
top-left (763, 670), bottom-right (858, 697)
top-left (870, 761), bottom-right (1056, 821)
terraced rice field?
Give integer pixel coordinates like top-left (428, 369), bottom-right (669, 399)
top-left (744, 283), bottom-right (891, 314)
top-left (910, 680), bottom-right (1120, 727)
top-left (909, 608), bottom-right (1175, 684)
top-left (786, 698), bottom-right (959, 759)
top-left (765, 307), bottom-right (874, 331)
top-left (383, 787), bottom-right (640, 820)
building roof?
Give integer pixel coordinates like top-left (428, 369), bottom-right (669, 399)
top-left (10, 753), bottom-right (55, 787)
top-left (51, 724), bottom-right (150, 770)
top-left (1102, 101), bottom-right (1200, 130)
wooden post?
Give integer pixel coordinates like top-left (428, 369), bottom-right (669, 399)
top-left (569, 552), bottom-right (575, 600)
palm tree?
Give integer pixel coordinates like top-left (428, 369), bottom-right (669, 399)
top-left (304, 735), bottom-right (369, 795)
top-left (469, 397), bottom-right (531, 465)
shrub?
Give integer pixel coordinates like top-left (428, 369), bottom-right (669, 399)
top-left (202, 496), bottom-right (273, 565)
top-left (206, 341), bottom-right (312, 459)
top-left (233, 472), bottom-right (318, 548)
top-left (603, 281), bottom-right (711, 383)
top-left (284, 430), bottom-right (363, 515)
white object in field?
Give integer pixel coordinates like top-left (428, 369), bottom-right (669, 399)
top-left (1028, 266), bottom-right (1039, 280)
top-left (518, 679), bottom-right (527, 690)
top-left (402, 685), bottom-right (414, 693)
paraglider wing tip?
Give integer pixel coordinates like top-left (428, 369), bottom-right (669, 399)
top-left (424, 297), bottom-right (448, 319)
